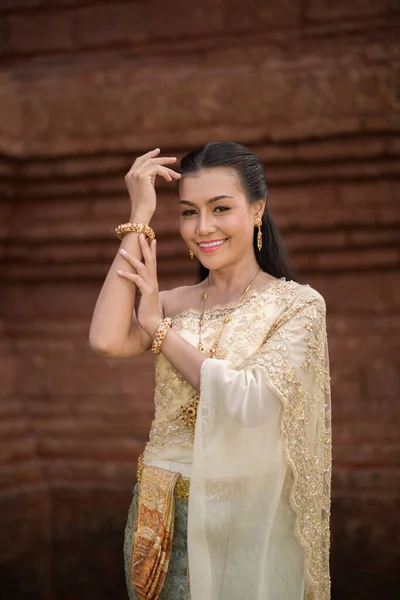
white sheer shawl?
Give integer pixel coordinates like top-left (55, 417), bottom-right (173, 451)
top-left (187, 285), bottom-right (332, 600)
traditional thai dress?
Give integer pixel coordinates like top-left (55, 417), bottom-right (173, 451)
top-left (123, 277), bottom-right (332, 600)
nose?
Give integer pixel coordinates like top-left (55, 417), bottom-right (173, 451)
top-left (196, 211), bottom-right (216, 237)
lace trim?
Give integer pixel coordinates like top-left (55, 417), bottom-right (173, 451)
top-left (251, 293), bottom-right (332, 600)
top-left (145, 278), bottom-right (303, 458)
top-left (146, 279), bottom-right (332, 600)
top-left (170, 276), bottom-right (286, 323)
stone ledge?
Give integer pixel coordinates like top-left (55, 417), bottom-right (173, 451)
top-left (1, 39), bottom-right (399, 155)
top-left (0, 1), bottom-right (395, 62)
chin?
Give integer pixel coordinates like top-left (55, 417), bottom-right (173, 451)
top-left (200, 256), bottom-right (233, 271)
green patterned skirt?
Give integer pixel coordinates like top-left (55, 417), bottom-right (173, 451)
top-left (123, 483), bottom-right (191, 600)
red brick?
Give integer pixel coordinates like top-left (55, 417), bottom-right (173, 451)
top-left (225, 0), bottom-right (301, 29)
top-left (73, 3), bottom-right (150, 47)
top-left (150, 0), bottom-right (224, 38)
top-left (0, 3), bottom-right (398, 598)
top-left (305, 0), bottom-right (388, 21)
top-left (5, 11), bottom-right (74, 54)
top-left (0, 357), bottom-right (17, 394)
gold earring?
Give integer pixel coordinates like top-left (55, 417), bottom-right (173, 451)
top-left (255, 217), bottom-right (262, 251)
top-left (189, 249), bottom-right (194, 260)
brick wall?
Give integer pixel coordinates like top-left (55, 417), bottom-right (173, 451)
top-left (0, 1), bottom-right (399, 598)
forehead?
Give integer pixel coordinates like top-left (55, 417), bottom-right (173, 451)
top-left (179, 167), bottom-right (242, 200)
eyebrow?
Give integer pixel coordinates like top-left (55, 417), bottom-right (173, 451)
top-left (179, 195), bottom-right (234, 207)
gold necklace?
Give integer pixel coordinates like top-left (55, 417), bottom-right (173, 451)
top-left (198, 268), bottom-right (261, 357)
top-left (179, 268), bottom-right (261, 433)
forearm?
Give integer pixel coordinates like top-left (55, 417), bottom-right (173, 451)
top-left (89, 208), bottom-right (153, 349)
top-left (159, 327), bottom-right (208, 392)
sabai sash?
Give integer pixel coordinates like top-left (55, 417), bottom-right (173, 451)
top-left (131, 464), bottom-right (180, 600)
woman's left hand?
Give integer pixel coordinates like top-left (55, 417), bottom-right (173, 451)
top-left (117, 234), bottom-right (163, 338)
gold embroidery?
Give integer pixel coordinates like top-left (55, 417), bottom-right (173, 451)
top-left (142, 278), bottom-right (332, 600)
top-left (249, 290), bottom-right (332, 600)
top-left (138, 454), bottom-right (276, 502)
top-left (144, 278), bottom-right (289, 456)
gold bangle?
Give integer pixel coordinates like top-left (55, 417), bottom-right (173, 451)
top-left (115, 222), bottom-right (155, 242)
top-left (151, 318), bottom-right (172, 356)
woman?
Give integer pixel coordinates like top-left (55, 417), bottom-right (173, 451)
top-left (89, 142), bottom-right (332, 600)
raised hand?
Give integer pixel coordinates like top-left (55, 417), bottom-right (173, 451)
top-left (117, 234), bottom-right (163, 338)
top-left (125, 148), bottom-right (181, 217)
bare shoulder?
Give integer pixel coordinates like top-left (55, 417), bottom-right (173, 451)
top-left (160, 283), bottom-right (203, 318)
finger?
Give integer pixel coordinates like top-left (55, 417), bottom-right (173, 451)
top-left (165, 167), bottom-right (181, 179)
top-left (139, 232), bottom-right (154, 261)
top-left (139, 234), bottom-right (157, 274)
top-left (142, 157), bottom-right (177, 166)
top-left (127, 157), bottom-right (177, 178)
top-left (119, 250), bottom-right (150, 281)
top-left (133, 148), bottom-right (160, 168)
top-left (141, 164), bottom-right (181, 182)
top-left (119, 248), bottom-right (143, 270)
top-left (150, 238), bottom-right (157, 264)
top-left (117, 271), bottom-right (151, 293)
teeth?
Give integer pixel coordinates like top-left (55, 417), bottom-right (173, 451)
top-left (199, 240), bottom-right (226, 248)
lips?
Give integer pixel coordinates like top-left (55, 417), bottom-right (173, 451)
top-left (197, 239), bottom-right (228, 253)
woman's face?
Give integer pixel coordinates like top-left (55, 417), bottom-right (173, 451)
top-left (179, 167), bottom-right (263, 270)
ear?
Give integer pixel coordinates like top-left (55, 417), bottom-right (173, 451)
top-left (251, 200), bottom-right (266, 220)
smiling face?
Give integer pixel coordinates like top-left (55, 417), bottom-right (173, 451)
top-left (179, 167), bottom-right (264, 270)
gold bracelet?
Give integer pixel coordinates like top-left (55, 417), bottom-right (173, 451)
top-left (115, 222), bottom-right (155, 242)
top-left (151, 318), bottom-right (172, 356)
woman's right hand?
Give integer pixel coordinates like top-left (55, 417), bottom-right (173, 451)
top-left (125, 148), bottom-right (181, 216)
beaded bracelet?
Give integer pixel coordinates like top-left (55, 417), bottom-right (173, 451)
top-left (115, 222), bottom-right (156, 242)
top-left (151, 318), bottom-right (173, 356)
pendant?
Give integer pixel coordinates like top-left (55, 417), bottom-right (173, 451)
top-left (179, 394), bottom-right (200, 431)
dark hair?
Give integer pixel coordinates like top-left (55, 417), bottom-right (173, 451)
top-left (178, 141), bottom-right (300, 283)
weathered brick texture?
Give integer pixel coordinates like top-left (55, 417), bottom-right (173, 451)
top-left (0, 1), bottom-right (399, 598)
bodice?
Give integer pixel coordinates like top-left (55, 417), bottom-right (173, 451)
top-left (143, 277), bottom-right (301, 462)
top-left (138, 276), bottom-right (331, 600)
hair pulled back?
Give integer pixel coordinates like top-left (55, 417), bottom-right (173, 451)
top-left (178, 141), bottom-right (299, 283)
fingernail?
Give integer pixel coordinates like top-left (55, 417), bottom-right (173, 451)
top-left (117, 270), bottom-right (123, 274)
top-left (140, 233), bottom-right (145, 240)
top-left (120, 248), bottom-right (127, 255)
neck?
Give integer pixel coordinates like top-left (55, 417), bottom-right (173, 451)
top-left (208, 252), bottom-right (261, 294)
